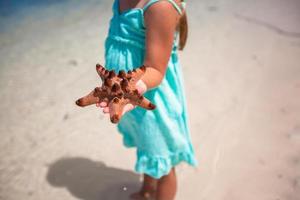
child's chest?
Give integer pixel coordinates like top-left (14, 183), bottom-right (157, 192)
top-left (118, 0), bottom-right (148, 14)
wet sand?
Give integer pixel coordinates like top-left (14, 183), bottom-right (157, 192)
top-left (0, 0), bottom-right (300, 199)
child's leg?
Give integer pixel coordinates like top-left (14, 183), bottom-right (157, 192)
top-left (142, 174), bottom-right (158, 193)
top-left (156, 167), bottom-right (177, 200)
top-left (130, 174), bottom-right (158, 199)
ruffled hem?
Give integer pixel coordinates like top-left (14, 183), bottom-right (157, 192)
top-left (134, 151), bottom-right (198, 179)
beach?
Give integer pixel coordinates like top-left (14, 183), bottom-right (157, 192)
top-left (0, 0), bottom-right (300, 199)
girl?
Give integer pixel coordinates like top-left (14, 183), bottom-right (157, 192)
top-left (97, 0), bottom-right (198, 199)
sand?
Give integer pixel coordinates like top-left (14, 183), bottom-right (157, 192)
top-left (0, 0), bottom-right (300, 199)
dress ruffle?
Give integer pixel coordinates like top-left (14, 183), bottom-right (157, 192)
top-left (135, 151), bottom-right (198, 179)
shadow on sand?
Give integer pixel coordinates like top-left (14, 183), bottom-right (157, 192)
top-left (46, 157), bottom-right (141, 200)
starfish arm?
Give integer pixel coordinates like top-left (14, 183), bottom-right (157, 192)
top-left (109, 97), bottom-right (130, 123)
top-left (96, 63), bottom-right (109, 81)
top-left (127, 65), bottom-right (146, 85)
top-left (75, 87), bottom-right (107, 107)
top-left (129, 94), bottom-right (156, 110)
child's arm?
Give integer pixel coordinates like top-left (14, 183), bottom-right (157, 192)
top-left (140, 1), bottom-right (182, 89)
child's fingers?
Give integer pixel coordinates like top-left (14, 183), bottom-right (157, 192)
top-left (136, 79), bottom-right (147, 94)
top-left (96, 102), bottom-right (108, 108)
top-left (103, 107), bottom-right (110, 113)
top-left (99, 101), bottom-right (107, 107)
top-left (122, 104), bottom-right (135, 115)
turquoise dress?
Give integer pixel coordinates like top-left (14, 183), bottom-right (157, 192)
top-left (104, 0), bottom-right (198, 179)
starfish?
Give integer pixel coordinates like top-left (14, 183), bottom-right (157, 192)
top-left (75, 64), bottom-right (156, 123)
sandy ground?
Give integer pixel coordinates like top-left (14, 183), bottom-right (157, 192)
top-left (0, 0), bottom-right (300, 199)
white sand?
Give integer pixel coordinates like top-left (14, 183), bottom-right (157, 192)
top-left (0, 0), bottom-right (300, 199)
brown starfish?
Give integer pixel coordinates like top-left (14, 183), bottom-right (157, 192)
top-left (75, 64), bottom-right (156, 123)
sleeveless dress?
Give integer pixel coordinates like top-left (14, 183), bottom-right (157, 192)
top-left (104, 0), bottom-right (198, 179)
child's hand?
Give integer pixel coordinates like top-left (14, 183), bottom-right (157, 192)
top-left (96, 101), bottom-right (135, 115)
top-left (96, 79), bottom-right (147, 116)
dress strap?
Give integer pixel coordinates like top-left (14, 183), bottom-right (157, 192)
top-left (142, 0), bottom-right (186, 15)
top-left (112, 0), bottom-right (118, 14)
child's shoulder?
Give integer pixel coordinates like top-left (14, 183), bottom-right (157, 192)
top-left (143, 0), bottom-right (184, 16)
